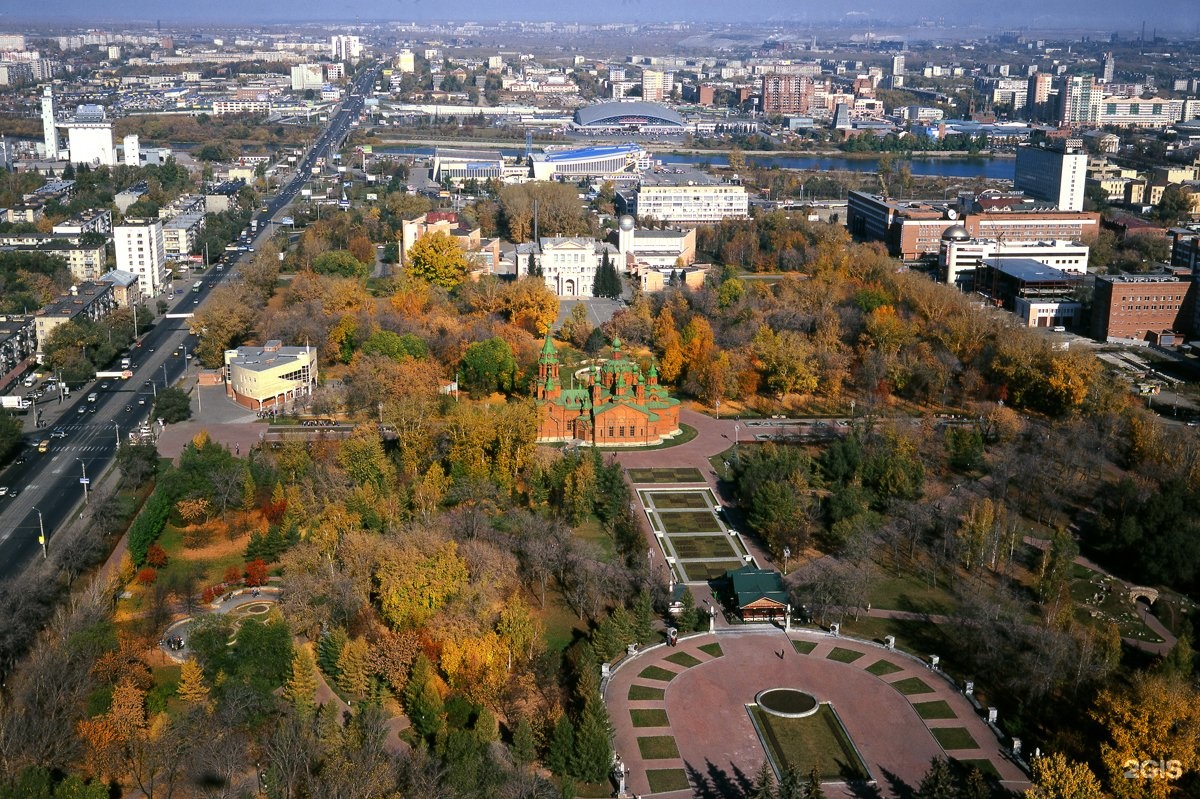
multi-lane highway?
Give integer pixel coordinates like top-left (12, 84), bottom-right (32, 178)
top-left (0, 64), bottom-right (379, 581)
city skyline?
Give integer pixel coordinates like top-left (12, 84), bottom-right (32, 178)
top-left (5, 0), bottom-right (1199, 31)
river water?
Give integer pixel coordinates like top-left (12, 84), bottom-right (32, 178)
top-left (379, 146), bottom-right (1014, 181)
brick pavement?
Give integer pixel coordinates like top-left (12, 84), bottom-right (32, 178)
top-left (605, 629), bottom-right (1030, 798)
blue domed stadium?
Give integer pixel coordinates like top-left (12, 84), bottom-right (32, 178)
top-left (572, 101), bottom-right (686, 133)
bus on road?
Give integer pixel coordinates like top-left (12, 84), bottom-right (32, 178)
top-left (192, 280), bottom-right (203, 293)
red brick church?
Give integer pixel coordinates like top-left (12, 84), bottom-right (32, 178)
top-left (534, 336), bottom-right (682, 446)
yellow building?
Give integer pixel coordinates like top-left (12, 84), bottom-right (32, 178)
top-left (223, 340), bottom-right (318, 411)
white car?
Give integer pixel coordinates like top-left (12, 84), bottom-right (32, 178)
top-left (0, 487), bottom-right (8, 497)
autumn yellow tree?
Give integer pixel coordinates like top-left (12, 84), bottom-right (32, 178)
top-left (407, 230), bottom-right (468, 289)
top-left (376, 540), bottom-right (470, 630)
top-left (175, 660), bottom-right (209, 705)
top-left (653, 306), bottom-right (684, 383)
top-left (1091, 672), bottom-right (1200, 799)
top-left (496, 593), bottom-right (543, 669)
top-left (1025, 753), bottom-right (1104, 799)
top-left (284, 647), bottom-right (318, 717)
top-left (336, 637), bottom-right (370, 700)
top-left (503, 277), bottom-right (559, 336)
top-left (439, 631), bottom-right (509, 706)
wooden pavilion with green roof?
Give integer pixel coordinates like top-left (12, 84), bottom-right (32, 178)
top-left (533, 335), bottom-right (681, 446)
top-left (724, 565), bottom-right (789, 622)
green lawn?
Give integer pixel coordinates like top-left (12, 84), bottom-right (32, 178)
top-left (628, 684), bottom-right (666, 701)
top-left (699, 642), bottom-right (723, 658)
top-left (647, 491), bottom-right (715, 510)
top-left (665, 651), bottom-right (702, 668)
top-left (750, 704), bottom-right (871, 782)
top-left (573, 515), bottom-right (616, 564)
top-left (678, 560), bottom-right (747, 582)
top-left (630, 708), bottom-right (670, 728)
top-left (638, 665), bottom-right (678, 682)
top-left (660, 510), bottom-right (723, 534)
top-left (628, 467), bottom-right (705, 484)
top-left (637, 735), bottom-right (680, 759)
top-left (538, 599), bottom-right (589, 652)
top-left (867, 572), bottom-right (957, 615)
top-left (865, 659), bottom-right (904, 676)
top-left (932, 727), bottom-right (979, 750)
top-left (913, 700), bottom-right (957, 720)
top-left (792, 640), bottom-right (817, 654)
top-left (890, 677), bottom-right (935, 696)
top-left (826, 647), bottom-right (865, 664)
top-left (666, 534), bottom-right (739, 560)
top-left (646, 769), bottom-right (690, 792)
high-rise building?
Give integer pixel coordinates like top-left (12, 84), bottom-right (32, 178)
top-left (330, 35), bottom-right (363, 62)
top-left (761, 74), bottom-right (815, 116)
top-left (1101, 52), bottom-right (1115, 83)
top-left (891, 54), bottom-right (905, 76)
top-left (641, 69), bottom-right (666, 102)
top-left (1026, 72), bottom-right (1052, 120)
top-left (41, 86), bottom-right (58, 160)
top-left (1058, 74), bottom-right (1101, 126)
top-left (396, 49), bottom-right (415, 73)
top-left (114, 219), bottom-right (167, 297)
top-left (1013, 141), bottom-right (1087, 212)
top-left (123, 134), bottom-right (140, 167)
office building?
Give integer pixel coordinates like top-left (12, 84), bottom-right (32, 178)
top-left (891, 54), bottom-right (905, 76)
top-left (396, 49), bottom-right (415, 73)
top-left (1101, 53), bottom-right (1115, 83)
top-left (1096, 96), bottom-right (1184, 129)
top-left (939, 228), bottom-right (1089, 291)
top-left (1014, 141), bottom-right (1087, 212)
top-left (114, 218), bottom-right (167, 297)
top-left (974, 259), bottom-right (1083, 328)
top-left (224, 340), bottom-right (318, 411)
top-left (527, 237), bottom-right (620, 298)
top-left (620, 168), bottom-right (749, 226)
top-left (1093, 272), bottom-right (1194, 343)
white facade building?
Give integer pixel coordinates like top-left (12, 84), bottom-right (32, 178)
top-left (535, 237), bottom-right (619, 298)
top-left (114, 219), bottom-right (167, 297)
top-left (628, 169), bottom-right (749, 226)
top-left (291, 63), bottom-right (324, 91)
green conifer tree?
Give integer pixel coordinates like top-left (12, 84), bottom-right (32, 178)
top-left (403, 653), bottom-right (445, 741)
top-left (511, 716), bottom-right (537, 767)
top-left (633, 587), bottom-right (655, 645)
top-left (571, 698), bottom-right (613, 783)
top-left (546, 715), bottom-right (575, 777)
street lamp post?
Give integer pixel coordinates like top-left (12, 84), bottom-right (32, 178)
top-left (77, 458), bottom-right (88, 505)
top-left (734, 423), bottom-right (740, 447)
top-left (715, 399), bottom-right (720, 420)
top-left (113, 421), bottom-right (120, 448)
top-left (783, 546), bottom-right (791, 575)
top-left (34, 507), bottom-right (46, 559)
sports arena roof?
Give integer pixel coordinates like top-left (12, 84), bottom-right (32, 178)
top-left (573, 101), bottom-right (685, 129)
top-left (541, 143), bottom-right (644, 162)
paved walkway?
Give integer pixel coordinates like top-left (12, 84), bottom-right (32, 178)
top-left (606, 629), bottom-right (1030, 799)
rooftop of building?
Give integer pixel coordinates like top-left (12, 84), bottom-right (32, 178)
top-left (533, 143), bottom-right (644, 162)
top-left (987, 258), bottom-right (1083, 283)
top-left (573, 100), bottom-right (686, 128)
top-left (640, 167), bottom-right (729, 187)
top-left (433, 147), bottom-right (504, 162)
top-left (226, 340), bottom-right (315, 372)
top-left (37, 281), bottom-right (112, 317)
top-left (100, 269), bottom-right (139, 287)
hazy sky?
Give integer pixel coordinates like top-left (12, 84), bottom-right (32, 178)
top-left (10, 0), bottom-right (1199, 29)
